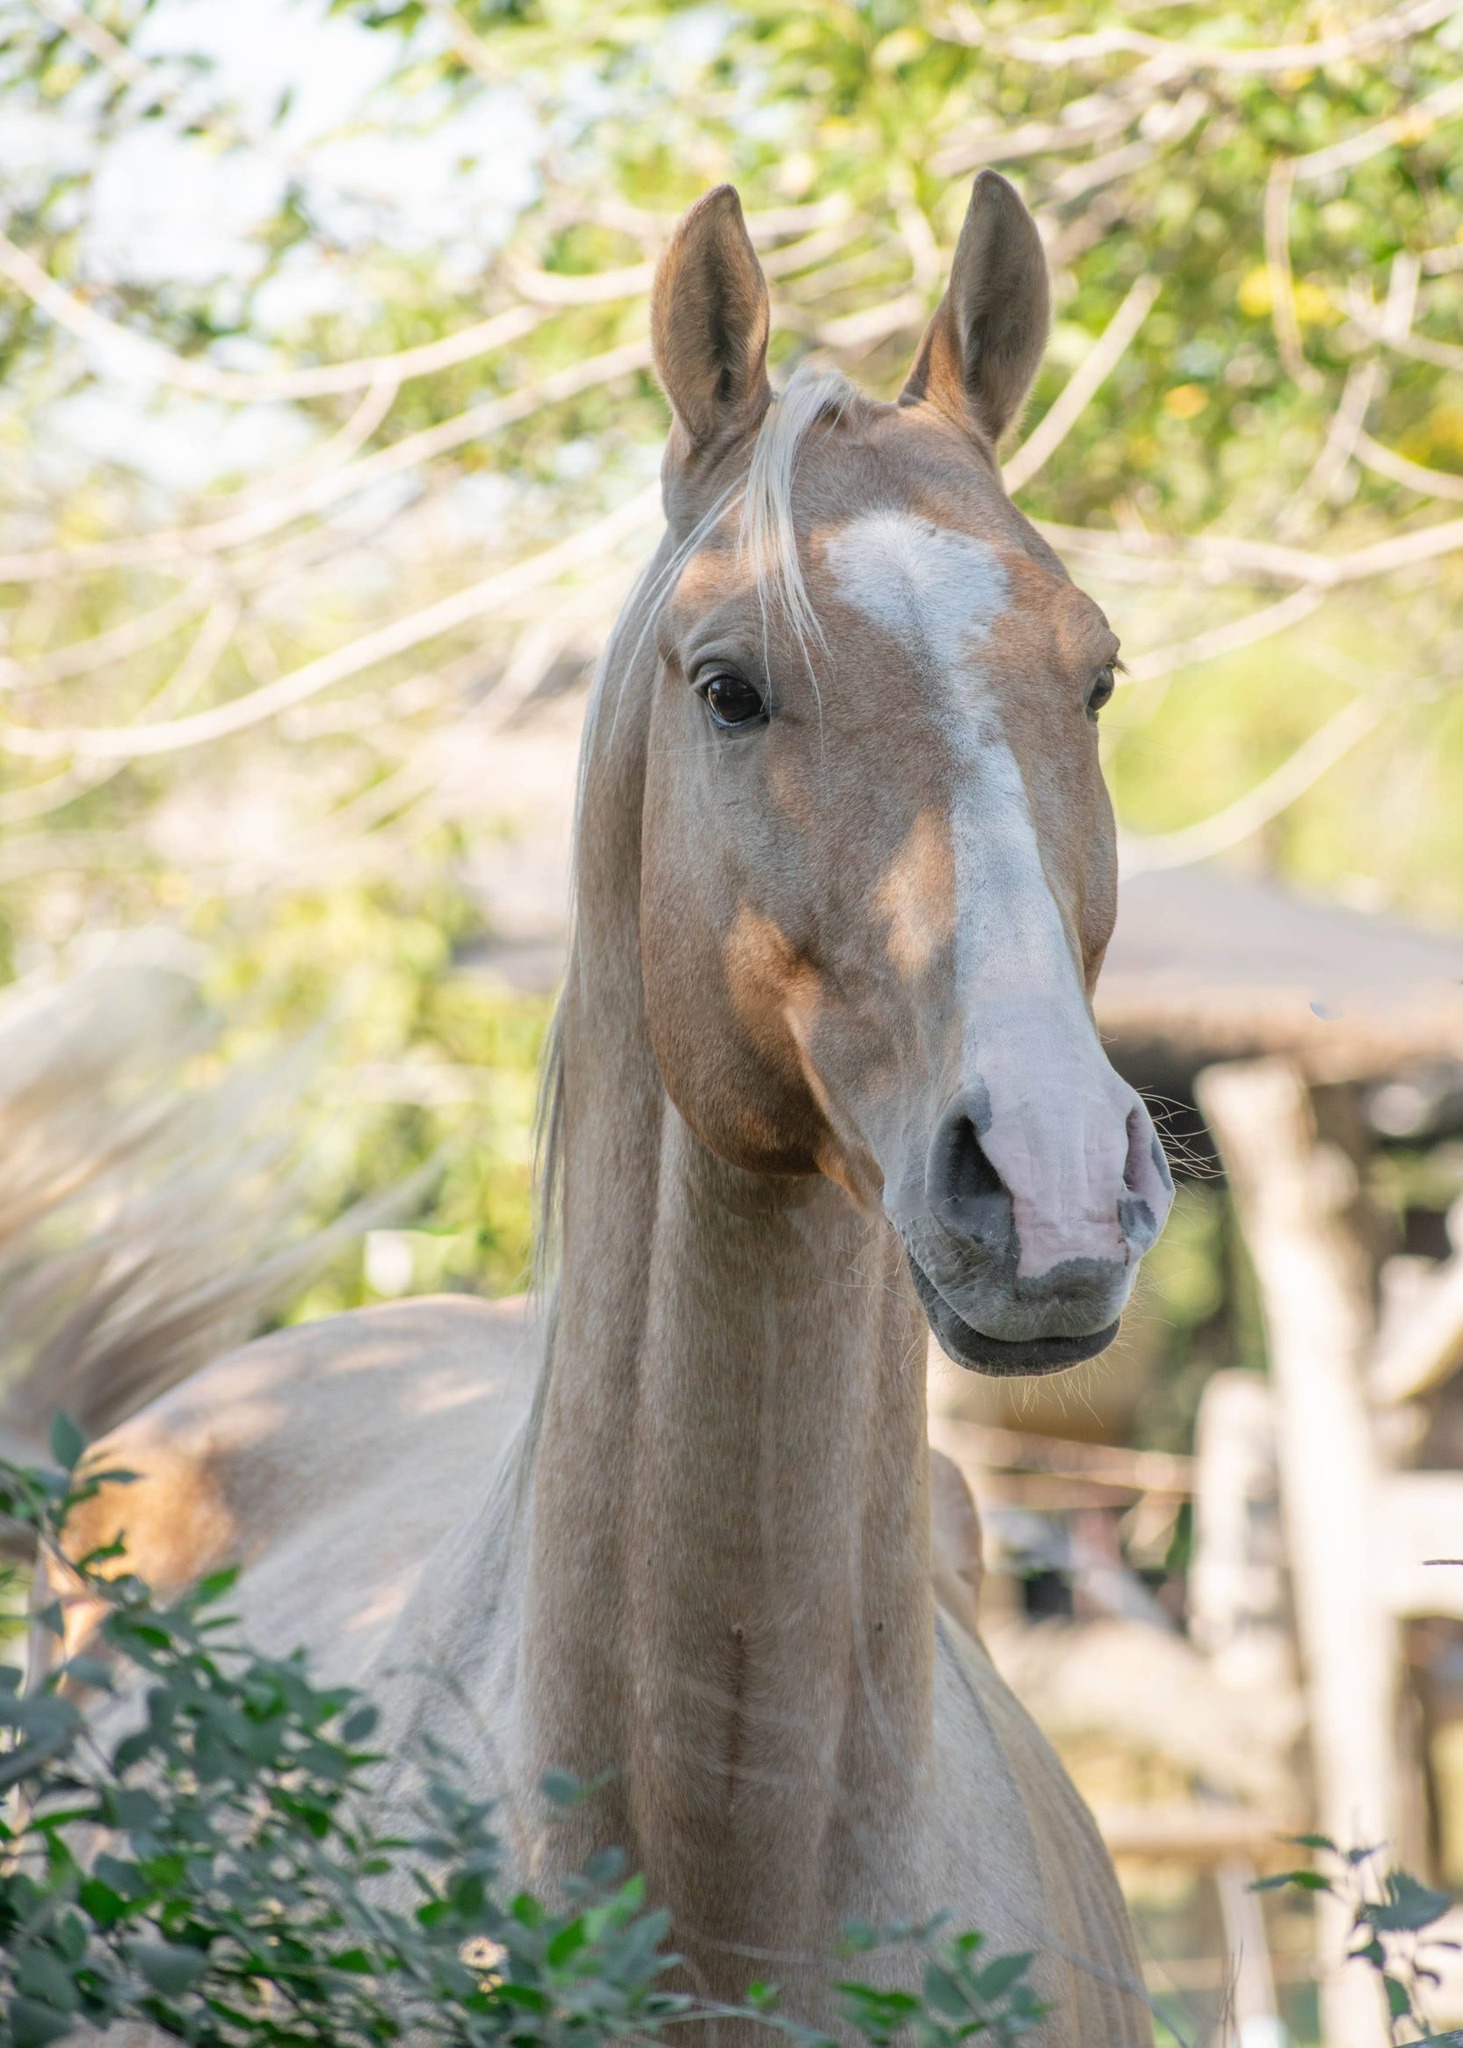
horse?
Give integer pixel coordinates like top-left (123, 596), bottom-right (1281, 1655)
top-left (62, 171), bottom-right (1173, 2044)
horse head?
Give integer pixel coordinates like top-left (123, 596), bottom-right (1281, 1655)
top-left (636, 174), bottom-right (1172, 1374)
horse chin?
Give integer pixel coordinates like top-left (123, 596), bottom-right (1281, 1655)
top-left (904, 1254), bottom-right (1120, 1378)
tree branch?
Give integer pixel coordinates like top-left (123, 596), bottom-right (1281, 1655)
top-left (1121, 587), bottom-right (1328, 684)
top-left (937, 0), bottom-right (1460, 76)
top-left (1005, 275), bottom-right (1161, 494)
top-left (0, 231), bottom-right (549, 402)
top-left (1357, 432), bottom-right (1463, 503)
top-left (0, 338), bottom-right (654, 581)
top-left (1119, 690), bottom-right (1392, 875)
top-left (0, 489), bottom-right (662, 762)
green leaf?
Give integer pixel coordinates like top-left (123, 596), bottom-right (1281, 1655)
top-left (496, 1982), bottom-right (552, 2013)
top-left (341, 1702), bottom-right (379, 1744)
top-left (16, 1951), bottom-right (81, 2013)
top-left (541, 1769), bottom-right (583, 1807)
top-left (8, 1997), bottom-right (76, 2048)
top-left (128, 1939), bottom-right (210, 1995)
top-left (546, 1917), bottom-right (588, 1967)
top-left (1251, 1869), bottom-right (1331, 1893)
top-left (1368, 1872), bottom-right (1454, 1933)
top-left (58, 1656), bottom-right (114, 1692)
top-left (973, 1951), bottom-right (1035, 2003)
top-left (922, 1964), bottom-right (971, 2018)
top-left (48, 1414), bottom-right (85, 1473)
top-left (78, 1877), bottom-right (129, 1929)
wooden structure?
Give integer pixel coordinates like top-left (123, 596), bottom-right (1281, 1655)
top-left (933, 864), bottom-right (1463, 2047)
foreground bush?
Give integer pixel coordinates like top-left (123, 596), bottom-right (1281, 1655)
top-left (0, 1425), bottom-right (1045, 2048)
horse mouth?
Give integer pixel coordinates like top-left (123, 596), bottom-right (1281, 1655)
top-left (905, 1254), bottom-right (1119, 1377)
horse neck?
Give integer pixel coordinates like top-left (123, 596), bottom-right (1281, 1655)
top-left (515, 621), bottom-right (935, 1971)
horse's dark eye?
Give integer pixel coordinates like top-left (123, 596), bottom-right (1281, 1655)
top-left (1086, 665), bottom-right (1117, 717)
top-left (698, 669), bottom-right (767, 730)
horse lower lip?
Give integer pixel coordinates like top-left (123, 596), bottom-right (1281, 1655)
top-left (905, 1254), bottom-right (1119, 1377)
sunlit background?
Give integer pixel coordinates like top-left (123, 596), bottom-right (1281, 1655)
top-left (4, 3), bottom-right (1463, 2041)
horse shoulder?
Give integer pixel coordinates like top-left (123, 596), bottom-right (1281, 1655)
top-left (64, 1294), bottom-right (539, 1680)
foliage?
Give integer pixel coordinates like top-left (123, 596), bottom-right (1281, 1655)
top-left (0, 1431), bottom-right (1049, 2048)
top-left (837, 1923), bottom-right (1044, 2046)
top-left (1255, 1837), bottom-right (1463, 2046)
top-left (1, 0), bottom-right (1462, 1339)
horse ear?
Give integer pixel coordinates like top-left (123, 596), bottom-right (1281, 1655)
top-left (900, 171), bottom-right (1050, 449)
top-left (652, 185), bottom-right (771, 456)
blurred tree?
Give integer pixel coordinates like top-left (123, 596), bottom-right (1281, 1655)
top-left (0, 0), bottom-right (1461, 1311)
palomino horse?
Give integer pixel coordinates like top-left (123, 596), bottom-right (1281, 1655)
top-left (68, 172), bottom-right (1172, 2043)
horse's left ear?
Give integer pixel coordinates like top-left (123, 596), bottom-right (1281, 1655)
top-left (900, 171), bottom-right (1050, 449)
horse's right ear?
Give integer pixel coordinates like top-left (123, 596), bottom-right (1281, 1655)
top-left (652, 185), bottom-right (771, 458)
top-left (900, 171), bottom-right (1050, 449)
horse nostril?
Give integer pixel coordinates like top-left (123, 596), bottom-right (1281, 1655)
top-left (927, 1103), bottom-right (1015, 1259)
top-left (1117, 1106), bottom-right (1170, 1255)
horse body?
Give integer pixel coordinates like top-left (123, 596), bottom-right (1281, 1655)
top-left (70, 172), bottom-right (1169, 2043)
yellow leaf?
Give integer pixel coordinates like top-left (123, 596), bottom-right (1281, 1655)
top-left (871, 28), bottom-right (927, 71)
top-left (1163, 384), bottom-right (1210, 419)
top-left (1238, 267), bottom-right (1274, 317)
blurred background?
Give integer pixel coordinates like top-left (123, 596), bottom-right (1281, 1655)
top-left (3, 1), bottom-right (1463, 2041)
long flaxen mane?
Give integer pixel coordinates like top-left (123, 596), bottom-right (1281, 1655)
top-left (533, 364), bottom-right (859, 1299)
top-left (484, 365), bottom-right (865, 1535)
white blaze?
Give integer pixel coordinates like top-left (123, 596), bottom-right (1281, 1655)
top-left (826, 510), bottom-right (1133, 1278)
top-left (824, 510), bottom-right (1073, 994)
top-left (824, 512), bottom-right (1011, 673)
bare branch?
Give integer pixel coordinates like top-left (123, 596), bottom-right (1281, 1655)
top-left (423, 0), bottom-right (506, 83)
top-left (1263, 158), bottom-right (1318, 392)
top-left (1041, 510), bottom-right (1463, 590)
top-left (1005, 275), bottom-right (1161, 494)
top-left (0, 488), bottom-right (663, 762)
top-left (0, 582), bottom-right (209, 690)
top-left (0, 596), bottom-right (239, 821)
top-left (1275, 359), bottom-right (1381, 541)
top-left (29, 0), bottom-right (151, 96)
top-left (1122, 587), bottom-right (1328, 684)
top-left (1345, 288), bottom-right (1463, 372)
top-left (1119, 691), bottom-right (1392, 875)
top-left (1258, 77), bottom-right (1463, 399)
top-left (0, 230), bottom-right (549, 402)
top-left (0, 337), bottom-right (654, 581)
top-left (1357, 432), bottom-right (1463, 502)
top-left (814, 290), bottom-right (928, 352)
top-left (507, 257), bottom-right (656, 305)
top-left (227, 369), bottom-right (401, 512)
top-left (932, 75), bottom-right (1163, 178)
top-left (1047, 90), bottom-right (1209, 205)
top-left (1371, 1223), bottom-right (1463, 1405)
top-left (0, 761), bottom-right (113, 827)
top-left (1292, 73), bottom-right (1463, 183)
top-left (936, 0), bottom-right (1461, 76)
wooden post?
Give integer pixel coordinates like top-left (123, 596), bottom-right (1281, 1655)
top-left (1197, 1059), bottom-right (1397, 2048)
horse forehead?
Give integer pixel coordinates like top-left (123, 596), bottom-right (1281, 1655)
top-left (819, 511), bottom-right (1018, 671)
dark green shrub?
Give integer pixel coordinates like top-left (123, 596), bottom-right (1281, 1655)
top-left (0, 1425), bottom-right (1046, 2048)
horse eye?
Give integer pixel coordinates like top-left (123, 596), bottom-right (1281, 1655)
top-left (1086, 665), bottom-right (1117, 718)
top-left (698, 670), bottom-right (767, 730)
